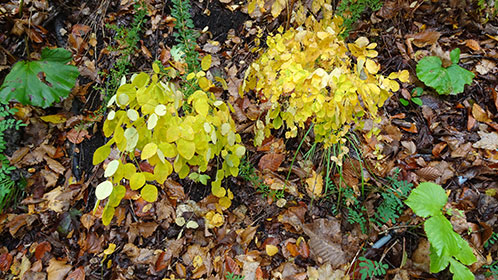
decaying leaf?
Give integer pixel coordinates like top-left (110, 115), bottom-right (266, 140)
top-left (473, 131), bottom-right (498, 150)
top-left (305, 170), bottom-right (323, 198)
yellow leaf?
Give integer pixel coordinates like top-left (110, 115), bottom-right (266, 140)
top-left (397, 70), bottom-right (410, 83)
top-left (211, 185), bottom-right (226, 198)
top-left (198, 76), bottom-right (210, 91)
top-left (102, 205), bottom-right (115, 226)
top-left (93, 145), bottom-right (111, 165)
top-left (130, 172), bottom-right (146, 190)
top-left (40, 114), bottom-right (67, 124)
top-left (152, 62), bottom-right (160, 74)
top-left (205, 210), bottom-right (224, 228)
top-left (154, 161), bottom-right (172, 184)
top-left (142, 143), bottom-right (158, 160)
top-left (218, 196), bottom-right (232, 209)
top-left (177, 139), bottom-right (195, 160)
top-left (147, 113), bottom-right (158, 130)
top-left (305, 170), bottom-right (323, 198)
top-left (193, 255), bottom-right (203, 268)
top-left (187, 72), bottom-right (196, 80)
top-left (141, 184), bottom-right (158, 202)
top-left (365, 59), bottom-right (379, 74)
top-left (103, 243), bottom-right (116, 255)
top-left (201, 55), bottom-right (212, 71)
top-left (266, 244), bottom-right (279, 256)
top-left (194, 98), bottom-right (209, 117)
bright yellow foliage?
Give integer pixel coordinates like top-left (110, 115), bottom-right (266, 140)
top-left (242, 15), bottom-right (409, 147)
top-left (93, 65), bottom-right (245, 225)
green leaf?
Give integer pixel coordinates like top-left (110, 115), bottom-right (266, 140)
top-left (416, 56), bottom-right (451, 95)
top-left (0, 48), bottom-right (79, 108)
top-left (425, 214), bottom-right (460, 257)
top-left (399, 98), bottom-right (409, 106)
top-left (411, 97), bottom-right (423, 106)
top-left (108, 185), bottom-right (126, 207)
top-left (449, 257), bottom-right (475, 280)
top-left (446, 64), bottom-right (474, 95)
top-left (454, 236), bottom-right (477, 265)
top-left (429, 245), bottom-right (450, 273)
top-left (450, 48), bottom-right (461, 65)
top-left (405, 182), bottom-right (447, 217)
top-left (416, 51), bottom-right (474, 95)
top-left (102, 205), bottom-right (115, 226)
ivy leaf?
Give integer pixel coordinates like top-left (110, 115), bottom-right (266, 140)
top-left (448, 258), bottom-right (475, 280)
top-left (405, 182), bottom-right (447, 217)
top-left (0, 48), bottom-right (79, 108)
top-left (425, 214), bottom-right (460, 257)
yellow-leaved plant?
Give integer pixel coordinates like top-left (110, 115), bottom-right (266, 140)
top-left (242, 14), bottom-right (409, 148)
top-left (93, 61), bottom-right (245, 225)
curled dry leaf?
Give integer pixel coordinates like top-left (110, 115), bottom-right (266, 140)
top-left (46, 259), bottom-right (72, 280)
top-left (406, 30), bottom-right (441, 48)
top-left (416, 166), bottom-right (441, 181)
top-left (472, 103), bottom-right (491, 123)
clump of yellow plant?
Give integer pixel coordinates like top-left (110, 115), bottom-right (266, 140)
top-left (242, 14), bottom-right (409, 147)
top-left (93, 61), bottom-right (245, 225)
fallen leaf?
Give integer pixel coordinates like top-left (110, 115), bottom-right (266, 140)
top-left (0, 252), bottom-right (13, 272)
top-left (266, 244), bottom-right (279, 256)
top-left (66, 128), bottom-right (90, 144)
top-left (472, 103), bottom-right (491, 122)
top-left (258, 152), bottom-right (285, 172)
top-left (305, 170), bottom-right (323, 198)
top-left (465, 39), bottom-right (481, 51)
top-left (47, 259), bottom-right (72, 280)
top-left (34, 241), bottom-right (52, 260)
top-left (473, 131), bottom-right (498, 150)
top-left (40, 114), bottom-right (67, 124)
top-left (406, 30), bottom-right (441, 48)
top-left (65, 266), bottom-right (85, 280)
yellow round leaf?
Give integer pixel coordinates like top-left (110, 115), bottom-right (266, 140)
top-left (177, 139), bottom-right (195, 160)
top-left (142, 143), bottom-right (158, 160)
top-left (96, 181), bottom-right (113, 200)
top-left (154, 161), bottom-right (172, 184)
top-left (155, 104), bottom-right (167, 116)
top-left (130, 172), bottom-right (146, 190)
top-left (218, 196), bottom-right (231, 210)
top-left (93, 145), bottom-right (111, 165)
top-left (152, 62), bottom-right (160, 74)
top-left (141, 184), bottom-right (158, 202)
top-left (127, 109), bottom-right (139, 121)
top-left (123, 163), bottom-right (136, 179)
top-left (266, 244), bottom-right (279, 256)
top-left (194, 98), bottom-right (209, 117)
top-left (201, 54), bottom-right (212, 71)
top-left (102, 205), bottom-right (115, 226)
top-left (198, 77), bottom-right (210, 91)
top-left (211, 185), bottom-right (226, 198)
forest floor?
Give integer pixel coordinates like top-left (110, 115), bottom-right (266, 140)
top-left (0, 0), bottom-right (497, 279)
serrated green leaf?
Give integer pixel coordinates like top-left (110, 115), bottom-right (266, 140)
top-left (429, 245), bottom-right (450, 273)
top-left (425, 214), bottom-right (460, 257)
top-left (405, 182), bottom-right (447, 217)
top-left (141, 184), bottom-right (158, 202)
top-left (0, 48), bottom-right (79, 108)
top-left (416, 56), bottom-right (451, 95)
top-left (449, 257), bottom-right (475, 280)
top-left (454, 236), bottom-right (477, 265)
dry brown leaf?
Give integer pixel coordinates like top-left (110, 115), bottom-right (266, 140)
top-left (303, 225), bottom-right (347, 267)
top-left (7, 214), bottom-right (37, 237)
top-left (258, 152), bottom-right (285, 172)
top-left (305, 170), bottom-right (323, 198)
top-left (432, 142), bottom-right (447, 157)
top-left (465, 39), bottom-right (481, 51)
top-left (416, 167), bottom-right (441, 181)
top-left (451, 142), bottom-right (473, 158)
top-left (65, 266), bottom-right (85, 280)
top-left (43, 155), bottom-right (65, 175)
top-left (475, 59), bottom-right (496, 75)
top-left (406, 30), bottom-right (441, 48)
top-left (473, 131), bottom-right (498, 150)
top-left (472, 103), bottom-right (491, 122)
top-left (164, 179), bottom-right (186, 200)
top-left (122, 243), bottom-right (157, 265)
top-left (47, 259), bottom-right (72, 280)
top-left (401, 141), bottom-right (417, 155)
top-left (411, 238), bottom-right (431, 273)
